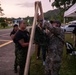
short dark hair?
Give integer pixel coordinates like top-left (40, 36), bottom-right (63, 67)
top-left (13, 24), bottom-right (18, 27)
top-left (54, 21), bottom-right (61, 27)
top-left (50, 20), bottom-right (54, 24)
top-left (19, 20), bottom-right (25, 26)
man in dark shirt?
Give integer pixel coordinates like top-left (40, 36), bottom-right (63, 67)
top-left (34, 20), bottom-right (48, 65)
top-left (10, 24), bottom-right (18, 43)
top-left (10, 24), bottom-right (19, 73)
top-left (15, 20), bottom-right (30, 75)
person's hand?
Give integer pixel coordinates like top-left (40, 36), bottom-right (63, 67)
top-left (27, 43), bottom-right (29, 46)
top-left (45, 28), bottom-right (50, 33)
top-left (38, 25), bottom-right (42, 30)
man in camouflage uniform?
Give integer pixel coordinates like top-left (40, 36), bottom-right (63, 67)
top-left (43, 21), bottom-right (65, 75)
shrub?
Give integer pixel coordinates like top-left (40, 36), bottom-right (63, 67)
top-left (1, 22), bottom-right (8, 28)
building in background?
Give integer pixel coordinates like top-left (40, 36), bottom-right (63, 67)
top-left (12, 18), bottom-right (23, 26)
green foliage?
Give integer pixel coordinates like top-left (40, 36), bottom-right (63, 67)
top-left (44, 9), bottom-right (64, 22)
top-left (51, 0), bottom-right (76, 23)
top-left (52, 0), bottom-right (76, 10)
top-left (0, 17), bottom-right (13, 28)
top-left (30, 54), bottom-right (45, 75)
top-left (0, 3), bottom-right (4, 16)
top-left (44, 8), bottom-right (76, 22)
top-left (60, 34), bottom-right (76, 75)
top-left (0, 18), bottom-right (5, 22)
top-left (24, 16), bottom-right (33, 25)
top-left (1, 22), bottom-right (8, 28)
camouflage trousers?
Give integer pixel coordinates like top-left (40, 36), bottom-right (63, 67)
top-left (45, 52), bottom-right (62, 75)
top-left (15, 45), bottom-right (28, 75)
top-left (14, 44), bottom-right (18, 71)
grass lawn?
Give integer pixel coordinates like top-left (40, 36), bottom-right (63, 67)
top-left (0, 26), bottom-right (13, 29)
top-left (30, 33), bottom-right (76, 75)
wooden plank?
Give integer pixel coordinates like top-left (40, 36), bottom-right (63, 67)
top-left (39, 2), bottom-right (44, 20)
top-left (24, 2), bottom-right (39, 75)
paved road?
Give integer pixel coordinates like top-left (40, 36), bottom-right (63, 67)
top-left (0, 28), bottom-right (18, 75)
top-left (0, 28), bottom-right (12, 35)
top-left (0, 28), bottom-right (35, 75)
top-left (0, 28), bottom-right (12, 45)
top-left (0, 43), bottom-right (18, 75)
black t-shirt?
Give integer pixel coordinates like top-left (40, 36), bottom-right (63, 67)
top-left (10, 30), bottom-right (16, 36)
top-left (34, 25), bottom-right (49, 46)
top-left (10, 30), bottom-right (17, 43)
top-left (15, 30), bottom-right (30, 48)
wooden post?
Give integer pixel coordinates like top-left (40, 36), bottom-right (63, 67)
top-left (39, 2), bottom-right (44, 20)
top-left (24, 1), bottom-right (44, 75)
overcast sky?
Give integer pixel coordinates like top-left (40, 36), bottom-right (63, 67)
top-left (1, 0), bottom-right (54, 18)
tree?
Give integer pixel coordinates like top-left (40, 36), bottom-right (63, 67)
top-left (24, 16), bottom-right (33, 25)
top-left (0, 18), bottom-right (5, 22)
top-left (1, 22), bottom-right (8, 28)
top-left (50, 0), bottom-right (76, 22)
top-left (52, 0), bottom-right (76, 10)
top-left (0, 2), bottom-right (4, 16)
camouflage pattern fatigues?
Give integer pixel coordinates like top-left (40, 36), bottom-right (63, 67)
top-left (43, 22), bottom-right (64, 75)
top-left (15, 44), bottom-right (28, 75)
top-left (15, 45), bottom-right (28, 65)
top-left (14, 44), bottom-right (18, 71)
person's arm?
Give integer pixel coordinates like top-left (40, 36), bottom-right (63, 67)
top-left (10, 34), bottom-right (16, 40)
top-left (45, 26), bottom-right (60, 35)
top-left (10, 30), bottom-right (17, 40)
top-left (19, 39), bottom-right (29, 47)
top-left (43, 22), bottom-right (60, 35)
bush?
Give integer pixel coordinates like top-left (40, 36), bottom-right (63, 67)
top-left (1, 22), bottom-right (8, 28)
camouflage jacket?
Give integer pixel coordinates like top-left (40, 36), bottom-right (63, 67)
top-left (43, 21), bottom-right (65, 55)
